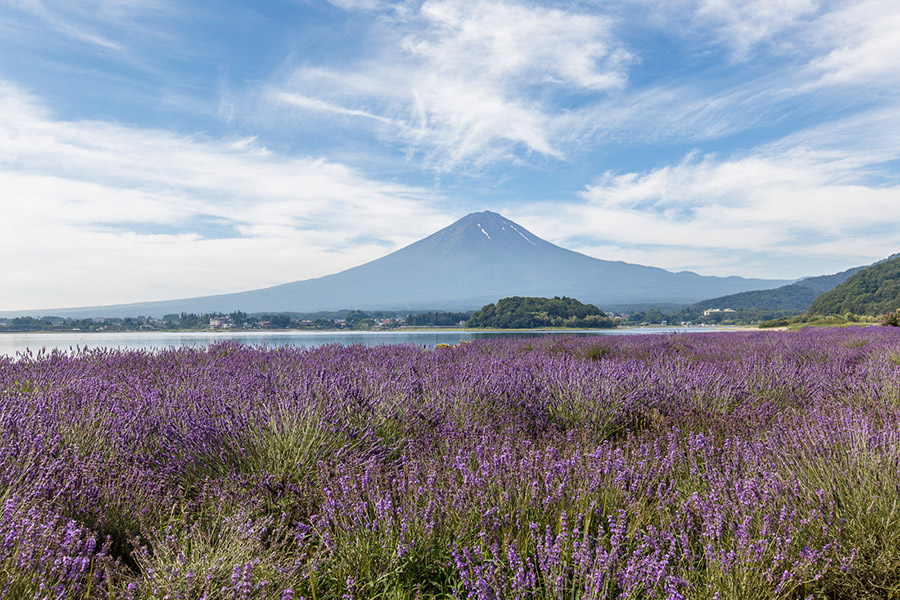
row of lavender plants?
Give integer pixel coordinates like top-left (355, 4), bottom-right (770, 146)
top-left (2, 327), bottom-right (900, 599)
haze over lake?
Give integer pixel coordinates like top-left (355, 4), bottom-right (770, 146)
top-left (1, 327), bottom-right (726, 358)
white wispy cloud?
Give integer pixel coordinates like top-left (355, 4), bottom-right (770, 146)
top-left (271, 0), bottom-right (900, 176)
top-left (521, 106), bottom-right (900, 278)
top-left (1, 0), bottom-right (180, 58)
top-left (0, 82), bottom-right (450, 310)
top-left (654, 0), bottom-right (900, 91)
top-left (407, 0), bottom-right (628, 91)
top-left (275, 91), bottom-right (400, 126)
top-left (691, 0), bottom-right (819, 59)
top-left (325, 0), bottom-right (389, 10)
top-left (803, 0), bottom-right (900, 88)
top-left (273, 0), bottom-right (630, 171)
top-left (5, 0), bottom-right (120, 52)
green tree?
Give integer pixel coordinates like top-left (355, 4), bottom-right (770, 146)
top-left (467, 296), bottom-right (614, 329)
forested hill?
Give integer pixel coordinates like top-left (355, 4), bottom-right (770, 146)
top-left (795, 263), bottom-right (871, 294)
top-left (466, 296), bottom-right (615, 329)
top-left (688, 262), bottom-right (871, 313)
top-left (689, 284), bottom-right (819, 312)
top-left (808, 256), bottom-right (900, 316)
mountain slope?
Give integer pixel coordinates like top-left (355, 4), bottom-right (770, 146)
top-left (687, 263), bottom-right (869, 313)
top-left (8, 211), bottom-right (788, 318)
top-left (690, 284), bottom-right (820, 312)
top-left (808, 256), bottom-right (900, 315)
top-left (795, 264), bottom-right (873, 295)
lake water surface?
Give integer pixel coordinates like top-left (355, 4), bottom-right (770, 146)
top-left (0, 327), bottom-right (728, 358)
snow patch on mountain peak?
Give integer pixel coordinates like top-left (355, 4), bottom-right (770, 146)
top-left (510, 225), bottom-right (536, 246)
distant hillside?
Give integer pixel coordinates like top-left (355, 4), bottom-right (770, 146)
top-left (689, 263), bottom-right (870, 313)
top-left (690, 284), bottom-right (819, 312)
top-left (808, 256), bottom-right (900, 316)
top-left (795, 264), bottom-right (872, 294)
top-left (466, 296), bottom-right (615, 329)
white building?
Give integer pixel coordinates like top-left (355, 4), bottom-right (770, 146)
top-left (703, 308), bottom-right (736, 316)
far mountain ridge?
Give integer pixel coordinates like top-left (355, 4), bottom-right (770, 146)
top-left (808, 255), bottom-right (900, 316)
top-left (689, 284), bottom-right (821, 313)
top-left (794, 264), bottom-right (873, 294)
top-left (4, 211), bottom-right (789, 318)
top-left (688, 254), bottom-right (899, 314)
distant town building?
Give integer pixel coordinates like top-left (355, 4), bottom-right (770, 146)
top-left (209, 317), bottom-right (234, 329)
top-left (703, 308), bottom-right (736, 316)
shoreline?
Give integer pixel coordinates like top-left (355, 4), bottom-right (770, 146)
top-left (0, 324), bottom-right (770, 335)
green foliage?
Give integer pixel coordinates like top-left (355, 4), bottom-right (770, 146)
top-left (404, 312), bottom-right (472, 327)
top-left (880, 309), bottom-right (900, 327)
top-left (621, 308), bottom-right (668, 325)
top-left (229, 310), bottom-right (249, 326)
top-left (688, 283), bottom-right (820, 312)
top-left (343, 310), bottom-right (371, 325)
top-left (179, 312), bottom-right (205, 328)
top-left (1, 316), bottom-right (65, 331)
top-left (760, 313), bottom-right (878, 329)
top-left (759, 317), bottom-right (791, 328)
top-left (809, 256), bottom-right (900, 316)
top-left (665, 259), bottom-right (880, 327)
top-left (622, 306), bottom-right (808, 327)
top-left (261, 314), bottom-right (291, 328)
top-left (466, 296), bottom-right (615, 329)
top-left (0, 309), bottom-right (408, 332)
top-left (796, 263), bottom-right (869, 294)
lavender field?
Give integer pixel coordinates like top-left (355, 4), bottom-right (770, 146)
top-left (2, 328), bottom-right (900, 599)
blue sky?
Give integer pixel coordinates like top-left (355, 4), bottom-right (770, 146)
top-left (1, 0), bottom-right (899, 310)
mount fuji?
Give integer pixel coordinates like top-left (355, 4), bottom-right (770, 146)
top-left (12, 211), bottom-right (788, 317)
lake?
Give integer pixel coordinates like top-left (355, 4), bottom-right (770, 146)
top-left (0, 327), bottom-right (730, 358)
